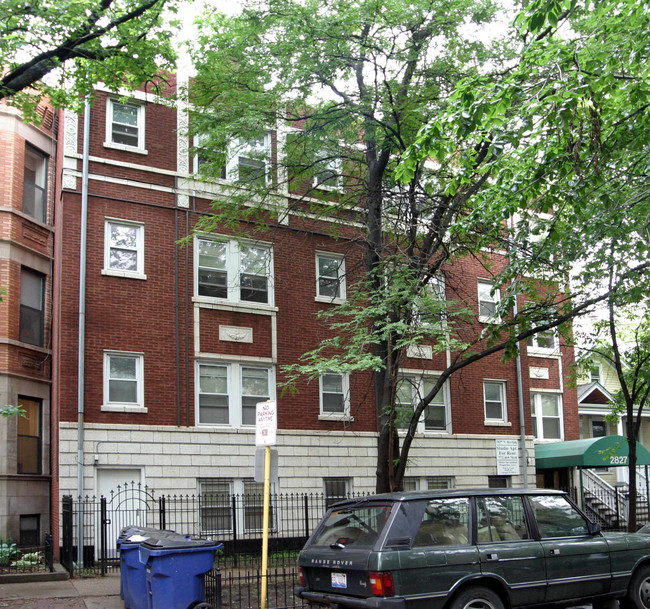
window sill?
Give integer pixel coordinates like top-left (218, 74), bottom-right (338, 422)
top-left (313, 181), bottom-right (343, 193)
top-left (315, 295), bottom-right (346, 305)
top-left (479, 316), bottom-right (501, 324)
top-left (527, 347), bottom-right (561, 358)
top-left (318, 414), bottom-right (353, 422)
top-left (193, 296), bottom-right (278, 313)
top-left (103, 142), bottom-right (148, 155)
top-left (484, 420), bottom-right (512, 427)
top-left (102, 269), bottom-right (147, 280)
top-left (101, 405), bottom-right (148, 413)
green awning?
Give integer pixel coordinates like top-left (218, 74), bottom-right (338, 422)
top-left (535, 435), bottom-right (650, 469)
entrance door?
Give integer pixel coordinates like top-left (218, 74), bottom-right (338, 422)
top-left (96, 468), bottom-right (145, 560)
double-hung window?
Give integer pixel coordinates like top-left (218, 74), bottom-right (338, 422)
top-left (196, 237), bottom-right (273, 306)
top-left (527, 329), bottom-right (558, 353)
top-left (103, 219), bottom-right (146, 279)
top-left (324, 477), bottom-right (350, 508)
top-left (224, 134), bottom-right (271, 185)
top-left (19, 268), bottom-right (45, 347)
top-left (483, 380), bottom-right (507, 423)
top-left (314, 155), bottom-right (342, 190)
top-left (17, 397), bottom-right (41, 475)
top-left (589, 365), bottom-right (602, 383)
top-left (413, 274), bottom-right (446, 327)
top-left (197, 362), bottom-right (273, 426)
top-left (107, 99), bottom-right (145, 151)
top-left (23, 145), bottom-right (48, 223)
top-left (396, 375), bottom-right (449, 432)
top-left (531, 392), bottom-right (563, 440)
top-left (316, 253), bottom-right (346, 303)
top-left (477, 279), bottom-right (500, 323)
top-left (319, 372), bottom-right (350, 419)
top-left (103, 351), bottom-right (145, 412)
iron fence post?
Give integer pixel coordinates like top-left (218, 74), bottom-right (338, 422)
top-left (159, 495), bottom-right (166, 530)
top-left (304, 495), bottom-right (309, 540)
top-left (100, 496), bottom-right (108, 576)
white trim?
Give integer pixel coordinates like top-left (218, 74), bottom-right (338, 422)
top-left (319, 372), bottom-right (351, 420)
top-left (530, 391), bottom-right (564, 441)
top-left (315, 251), bottom-right (346, 303)
top-left (196, 361), bottom-right (275, 428)
top-left (103, 218), bottom-right (146, 280)
top-left (105, 98), bottom-right (147, 154)
top-left (396, 372), bottom-right (451, 434)
top-left (477, 279), bottom-right (500, 323)
top-left (483, 379), bottom-right (508, 424)
top-left (102, 351), bottom-right (145, 412)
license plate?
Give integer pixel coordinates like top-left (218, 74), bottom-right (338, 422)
top-left (331, 572), bottom-right (347, 589)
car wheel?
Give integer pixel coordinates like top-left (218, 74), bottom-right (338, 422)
top-left (450, 586), bottom-right (505, 609)
top-left (624, 565), bottom-right (650, 609)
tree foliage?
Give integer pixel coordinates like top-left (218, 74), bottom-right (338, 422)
top-left (187, 0), bottom-right (650, 491)
top-left (0, 0), bottom-right (180, 119)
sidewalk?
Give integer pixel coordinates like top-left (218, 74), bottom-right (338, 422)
top-left (0, 572), bottom-right (122, 609)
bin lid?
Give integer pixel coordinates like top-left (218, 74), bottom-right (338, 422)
top-left (118, 526), bottom-right (178, 545)
top-left (141, 536), bottom-right (222, 551)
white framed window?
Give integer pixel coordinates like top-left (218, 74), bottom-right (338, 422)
top-left (315, 253), bottom-right (346, 303)
top-left (197, 362), bottom-right (273, 427)
top-left (477, 279), bottom-right (500, 323)
top-left (198, 478), bottom-right (274, 536)
top-left (195, 237), bottom-right (273, 307)
top-left (313, 155), bottom-right (342, 190)
top-left (413, 273), bottom-right (446, 327)
top-left (103, 219), bottom-right (146, 279)
top-left (526, 329), bottom-right (559, 354)
top-left (531, 392), bottom-right (563, 440)
top-left (224, 133), bottom-right (271, 185)
top-left (396, 374), bottom-right (449, 432)
top-left (589, 364), bottom-right (602, 383)
top-left (103, 351), bottom-right (145, 412)
top-left (483, 380), bottom-right (507, 423)
top-left (319, 372), bottom-right (351, 420)
top-left (404, 476), bottom-right (455, 491)
top-left (105, 98), bottom-right (146, 152)
top-left (23, 145), bottom-right (48, 223)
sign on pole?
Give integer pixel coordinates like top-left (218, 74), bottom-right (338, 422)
top-left (496, 439), bottom-right (520, 475)
top-left (255, 400), bottom-right (277, 446)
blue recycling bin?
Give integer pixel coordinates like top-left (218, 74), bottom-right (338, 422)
top-left (139, 536), bottom-right (222, 609)
top-left (117, 527), bottom-right (178, 609)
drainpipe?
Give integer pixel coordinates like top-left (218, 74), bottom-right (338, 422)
top-left (513, 293), bottom-right (529, 488)
top-left (77, 98), bottom-right (90, 568)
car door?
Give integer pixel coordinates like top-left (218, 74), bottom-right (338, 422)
top-left (476, 495), bottom-right (547, 607)
top-left (527, 494), bottom-right (611, 602)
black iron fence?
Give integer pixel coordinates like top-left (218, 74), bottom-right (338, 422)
top-left (0, 533), bottom-right (54, 575)
top-left (61, 484), bottom-right (353, 576)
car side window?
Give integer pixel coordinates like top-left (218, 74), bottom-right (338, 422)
top-left (477, 495), bottom-right (529, 543)
top-left (414, 497), bottom-right (469, 547)
top-left (529, 495), bottom-right (590, 538)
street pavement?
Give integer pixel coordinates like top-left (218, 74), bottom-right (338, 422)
top-left (0, 572), bottom-right (122, 609)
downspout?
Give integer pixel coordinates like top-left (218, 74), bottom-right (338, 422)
top-left (513, 294), bottom-right (529, 488)
top-left (77, 99), bottom-right (90, 568)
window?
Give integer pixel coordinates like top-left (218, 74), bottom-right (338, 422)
top-left (414, 274), bottom-right (447, 327)
top-left (23, 145), bottom-right (47, 223)
top-left (19, 268), bottom-right (45, 347)
top-left (483, 380), bottom-right (507, 423)
top-left (197, 362), bottom-right (273, 426)
top-left (199, 478), bottom-right (273, 535)
top-left (396, 375), bottom-right (449, 432)
top-left (404, 476), bottom-right (455, 491)
top-left (19, 515), bottom-right (40, 547)
top-left (316, 253), bottom-right (346, 302)
top-left (477, 495), bottom-right (527, 542)
top-left (527, 329), bottom-right (558, 352)
top-left (487, 476), bottom-right (511, 489)
top-left (529, 494), bottom-right (590, 538)
top-left (324, 477), bottom-right (351, 508)
top-left (103, 219), bottom-right (146, 279)
top-left (224, 134), bottom-right (271, 185)
top-left (196, 238), bottom-right (273, 306)
top-left (319, 372), bottom-right (350, 419)
top-left (592, 419), bottom-right (606, 438)
top-left (107, 99), bottom-right (145, 150)
top-left (314, 155), bottom-right (342, 190)
top-left (414, 497), bottom-right (469, 547)
top-left (589, 365), bottom-right (601, 383)
top-left (103, 351), bottom-right (145, 411)
top-left (477, 279), bottom-right (500, 323)
top-left (17, 397), bottom-right (41, 475)
top-left (531, 392), bottom-right (563, 440)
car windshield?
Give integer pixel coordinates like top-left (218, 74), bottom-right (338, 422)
top-left (311, 505), bottom-right (393, 548)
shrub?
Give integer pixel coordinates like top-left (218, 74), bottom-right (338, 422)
top-left (0, 539), bottom-right (19, 566)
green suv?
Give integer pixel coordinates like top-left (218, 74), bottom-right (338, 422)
top-left (295, 488), bottom-right (650, 609)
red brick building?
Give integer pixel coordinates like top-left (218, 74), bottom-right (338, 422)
top-left (0, 77), bottom-right (579, 548)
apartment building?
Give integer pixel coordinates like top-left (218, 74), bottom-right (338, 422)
top-left (0, 100), bottom-right (56, 545)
